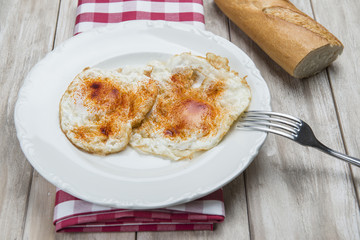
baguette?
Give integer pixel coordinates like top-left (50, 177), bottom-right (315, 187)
top-left (214, 0), bottom-right (344, 78)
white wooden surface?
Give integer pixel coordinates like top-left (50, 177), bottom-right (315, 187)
top-left (1, 0), bottom-right (360, 239)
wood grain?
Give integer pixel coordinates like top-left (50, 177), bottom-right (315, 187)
top-left (310, 0), bottom-right (360, 205)
top-left (0, 0), bottom-right (61, 239)
top-left (226, 0), bottom-right (360, 239)
top-left (23, 171), bottom-right (57, 240)
top-left (2, 0), bottom-right (359, 239)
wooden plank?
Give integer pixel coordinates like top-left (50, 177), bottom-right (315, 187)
top-left (53, 0), bottom-right (78, 45)
top-left (137, 1), bottom-right (251, 239)
top-left (310, 0), bottom-right (360, 203)
top-left (23, 171), bottom-right (57, 240)
top-left (0, 0), bottom-right (61, 239)
top-left (227, 0), bottom-right (360, 239)
top-left (22, 1), bottom-right (135, 239)
top-left (22, 0), bottom-right (73, 237)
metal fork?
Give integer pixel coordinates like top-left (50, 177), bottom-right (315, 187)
top-left (237, 111), bottom-right (360, 167)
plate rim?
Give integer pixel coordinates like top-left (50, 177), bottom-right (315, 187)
top-left (14, 20), bottom-right (271, 209)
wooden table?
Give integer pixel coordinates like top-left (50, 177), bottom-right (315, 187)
top-left (2, 0), bottom-right (360, 239)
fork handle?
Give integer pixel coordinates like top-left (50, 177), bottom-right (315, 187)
top-left (314, 141), bottom-right (360, 167)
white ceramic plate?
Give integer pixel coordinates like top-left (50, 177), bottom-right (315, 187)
top-left (15, 21), bottom-right (271, 209)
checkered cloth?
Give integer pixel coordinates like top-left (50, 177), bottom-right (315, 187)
top-left (54, 189), bottom-right (225, 232)
top-left (53, 0), bottom-right (225, 233)
top-left (74, 0), bottom-right (205, 34)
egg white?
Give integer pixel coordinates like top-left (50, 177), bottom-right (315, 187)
top-left (59, 66), bottom-right (157, 154)
top-left (130, 53), bottom-right (251, 160)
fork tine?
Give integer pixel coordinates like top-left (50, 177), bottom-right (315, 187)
top-left (239, 120), bottom-right (299, 135)
top-left (238, 110), bottom-right (302, 139)
top-left (237, 125), bottom-right (295, 140)
top-left (243, 116), bottom-right (300, 129)
top-left (240, 111), bottom-right (360, 168)
top-left (244, 111), bottom-right (302, 124)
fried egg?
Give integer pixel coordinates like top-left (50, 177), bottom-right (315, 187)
top-left (130, 52), bottom-right (251, 160)
top-left (59, 66), bottom-right (157, 154)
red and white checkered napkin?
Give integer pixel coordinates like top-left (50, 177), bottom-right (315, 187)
top-left (53, 0), bottom-right (224, 233)
top-left (74, 0), bottom-right (205, 35)
top-left (54, 189), bottom-right (225, 232)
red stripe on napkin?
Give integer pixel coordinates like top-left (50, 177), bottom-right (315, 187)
top-left (74, 0), bottom-right (205, 34)
top-left (76, 12), bottom-right (204, 23)
top-left (54, 0), bottom-right (224, 233)
top-left (78, 0), bottom-right (204, 4)
top-left (54, 189), bottom-right (225, 232)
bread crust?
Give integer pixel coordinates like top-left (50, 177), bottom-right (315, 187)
top-left (214, 0), bottom-right (344, 78)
